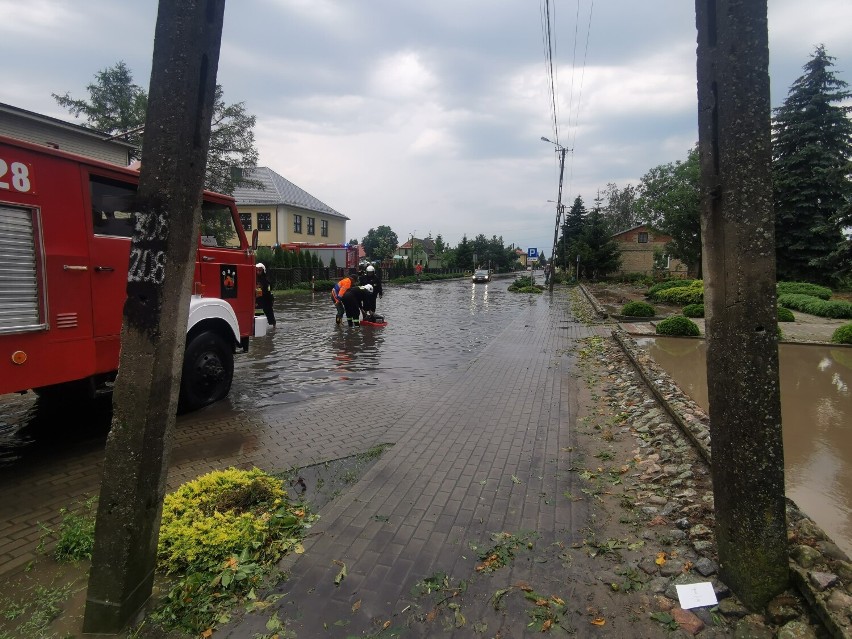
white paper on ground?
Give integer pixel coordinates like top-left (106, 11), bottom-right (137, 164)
top-left (675, 582), bottom-right (718, 609)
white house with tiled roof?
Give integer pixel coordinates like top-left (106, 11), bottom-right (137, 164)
top-left (232, 167), bottom-right (348, 247)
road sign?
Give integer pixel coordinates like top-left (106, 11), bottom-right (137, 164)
top-left (527, 248), bottom-right (538, 258)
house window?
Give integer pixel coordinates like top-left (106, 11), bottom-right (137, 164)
top-left (240, 213), bottom-right (252, 231)
top-left (638, 232), bottom-right (649, 243)
top-left (257, 212), bottom-right (271, 231)
top-left (321, 220), bottom-right (328, 237)
top-left (293, 214), bottom-right (302, 233)
top-left (307, 217), bottom-right (315, 235)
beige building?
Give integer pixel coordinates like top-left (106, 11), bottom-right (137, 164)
top-left (612, 224), bottom-right (688, 278)
top-left (0, 102), bottom-right (134, 165)
top-left (232, 167), bottom-right (348, 247)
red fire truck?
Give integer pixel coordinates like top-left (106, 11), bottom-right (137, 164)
top-left (0, 134), bottom-right (260, 412)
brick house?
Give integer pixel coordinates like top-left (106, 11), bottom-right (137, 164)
top-left (611, 224), bottom-right (689, 278)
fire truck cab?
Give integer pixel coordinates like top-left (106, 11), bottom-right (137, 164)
top-left (0, 134), bottom-right (258, 412)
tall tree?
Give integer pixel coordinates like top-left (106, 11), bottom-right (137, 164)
top-left (455, 235), bottom-right (474, 269)
top-left (601, 182), bottom-right (640, 235)
top-left (773, 45), bottom-right (852, 284)
top-left (636, 147), bottom-right (702, 276)
top-left (53, 61), bottom-right (147, 153)
top-left (53, 62), bottom-right (259, 195)
top-left (361, 225), bottom-right (398, 261)
top-left (579, 206), bottom-right (621, 279)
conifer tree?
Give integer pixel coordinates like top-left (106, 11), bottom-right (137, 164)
top-left (773, 45), bottom-right (852, 284)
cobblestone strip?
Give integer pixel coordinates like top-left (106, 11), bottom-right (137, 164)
top-left (222, 295), bottom-right (610, 638)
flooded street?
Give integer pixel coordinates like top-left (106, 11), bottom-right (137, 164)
top-left (0, 275), bottom-right (533, 469)
top-left (635, 336), bottom-right (852, 558)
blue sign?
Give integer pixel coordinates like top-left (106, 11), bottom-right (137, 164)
top-left (527, 248), bottom-right (538, 258)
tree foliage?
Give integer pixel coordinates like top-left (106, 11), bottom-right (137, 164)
top-left (361, 225), bottom-right (398, 261)
top-left (600, 182), bottom-right (640, 235)
top-left (53, 61), bottom-right (259, 195)
top-left (53, 61), bottom-right (147, 153)
top-left (579, 207), bottom-right (621, 279)
top-left (636, 147), bottom-right (702, 276)
top-left (773, 45), bottom-right (852, 284)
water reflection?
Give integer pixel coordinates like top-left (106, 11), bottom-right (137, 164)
top-left (1, 277), bottom-right (528, 464)
top-left (635, 337), bottom-right (852, 558)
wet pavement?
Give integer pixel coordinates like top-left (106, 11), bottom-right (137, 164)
top-left (1, 276), bottom-right (607, 584)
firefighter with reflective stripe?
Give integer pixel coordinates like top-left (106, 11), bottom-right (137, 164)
top-left (331, 274), bottom-right (354, 324)
top-left (358, 264), bottom-right (383, 321)
top-left (341, 284), bottom-right (373, 326)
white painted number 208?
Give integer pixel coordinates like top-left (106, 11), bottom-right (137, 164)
top-left (0, 159), bottom-right (32, 193)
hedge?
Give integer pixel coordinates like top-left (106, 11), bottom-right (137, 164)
top-left (777, 294), bottom-right (852, 319)
top-left (776, 281), bottom-right (832, 300)
top-left (647, 278), bottom-right (695, 297)
top-left (650, 280), bottom-right (704, 305)
top-left (777, 307), bottom-right (795, 322)
top-left (682, 303), bottom-right (705, 318)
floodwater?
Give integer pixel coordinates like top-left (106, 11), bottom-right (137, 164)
top-left (0, 275), bottom-right (535, 468)
top-left (635, 336), bottom-right (852, 559)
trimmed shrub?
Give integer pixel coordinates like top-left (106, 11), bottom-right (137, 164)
top-left (831, 323), bottom-right (852, 345)
top-left (777, 281), bottom-right (832, 300)
top-left (647, 278), bottom-right (695, 297)
top-left (621, 301), bottom-right (655, 317)
top-left (651, 280), bottom-right (704, 305)
top-left (682, 303), bottom-right (704, 318)
top-left (777, 306), bottom-right (795, 322)
top-left (158, 467), bottom-right (305, 573)
top-left (778, 294), bottom-right (852, 319)
top-left (655, 315), bottom-right (700, 337)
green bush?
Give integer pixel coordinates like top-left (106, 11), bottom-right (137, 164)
top-left (621, 301), bottom-right (655, 317)
top-left (831, 323), bottom-right (852, 344)
top-left (777, 281), bottom-right (832, 300)
top-left (682, 303), bottom-right (704, 318)
top-left (777, 306), bottom-right (795, 322)
top-left (154, 468), bottom-right (311, 634)
top-left (655, 315), bottom-right (700, 337)
top-left (650, 280), bottom-right (704, 305)
top-left (778, 294), bottom-right (852, 319)
top-left (646, 278), bottom-right (695, 297)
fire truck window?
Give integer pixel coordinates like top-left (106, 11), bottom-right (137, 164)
top-left (201, 202), bottom-right (240, 249)
top-left (90, 175), bottom-right (137, 238)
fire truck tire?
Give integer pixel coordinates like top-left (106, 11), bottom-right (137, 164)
top-left (179, 330), bottom-right (234, 413)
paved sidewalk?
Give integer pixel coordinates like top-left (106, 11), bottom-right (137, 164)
top-left (221, 294), bottom-right (609, 637)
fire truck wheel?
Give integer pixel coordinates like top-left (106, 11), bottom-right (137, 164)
top-left (179, 330), bottom-right (234, 413)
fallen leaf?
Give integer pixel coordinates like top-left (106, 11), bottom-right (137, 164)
top-left (591, 617), bottom-right (606, 626)
top-left (542, 618), bottom-right (553, 631)
top-left (382, 620), bottom-right (391, 630)
top-left (535, 598), bottom-right (550, 607)
top-left (514, 581), bottom-right (533, 591)
top-left (352, 600), bottom-right (361, 612)
top-left (512, 475), bottom-right (521, 484)
top-left (333, 560), bottom-right (347, 585)
top-left (426, 608), bottom-right (438, 622)
top-left (655, 552), bottom-right (667, 566)
top-left (294, 543), bottom-right (305, 554)
top-left (550, 596), bottom-right (565, 606)
top-left (201, 630), bottom-right (213, 639)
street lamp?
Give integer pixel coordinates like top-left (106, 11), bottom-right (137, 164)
top-left (541, 136), bottom-right (570, 292)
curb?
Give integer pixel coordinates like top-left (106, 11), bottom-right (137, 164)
top-left (610, 327), bottom-right (852, 638)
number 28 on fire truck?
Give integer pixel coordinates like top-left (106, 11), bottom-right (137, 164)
top-left (0, 134), bottom-right (261, 412)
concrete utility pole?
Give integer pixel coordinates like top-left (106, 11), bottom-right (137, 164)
top-left (541, 137), bottom-right (568, 292)
top-left (695, 0), bottom-right (788, 610)
top-left (83, 0), bottom-right (226, 632)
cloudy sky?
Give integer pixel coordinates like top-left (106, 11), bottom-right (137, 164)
top-left (2, 0), bottom-right (851, 254)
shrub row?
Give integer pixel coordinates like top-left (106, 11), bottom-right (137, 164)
top-left (621, 301), bottom-right (655, 317)
top-left (646, 278), bottom-right (695, 297)
top-left (777, 294), bottom-right (852, 319)
top-left (649, 280), bottom-right (704, 305)
top-left (777, 281), bottom-right (832, 300)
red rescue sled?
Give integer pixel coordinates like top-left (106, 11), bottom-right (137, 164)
top-left (362, 314), bottom-right (388, 327)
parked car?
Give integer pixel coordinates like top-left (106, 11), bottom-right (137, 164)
top-left (472, 269), bottom-right (491, 283)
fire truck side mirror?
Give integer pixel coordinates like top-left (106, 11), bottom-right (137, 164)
top-left (251, 228), bottom-right (258, 250)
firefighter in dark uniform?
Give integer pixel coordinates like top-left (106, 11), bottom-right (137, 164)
top-left (358, 265), bottom-right (383, 321)
top-left (341, 284), bottom-right (372, 326)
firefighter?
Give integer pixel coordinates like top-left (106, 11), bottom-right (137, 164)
top-left (341, 284), bottom-right (373, 326)
top-left (358, 264), bottom-right (383, 320)
top-left (331, 274), bottom-right (355, 325)
top-left (255, 263), bottom-right (276, 329)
